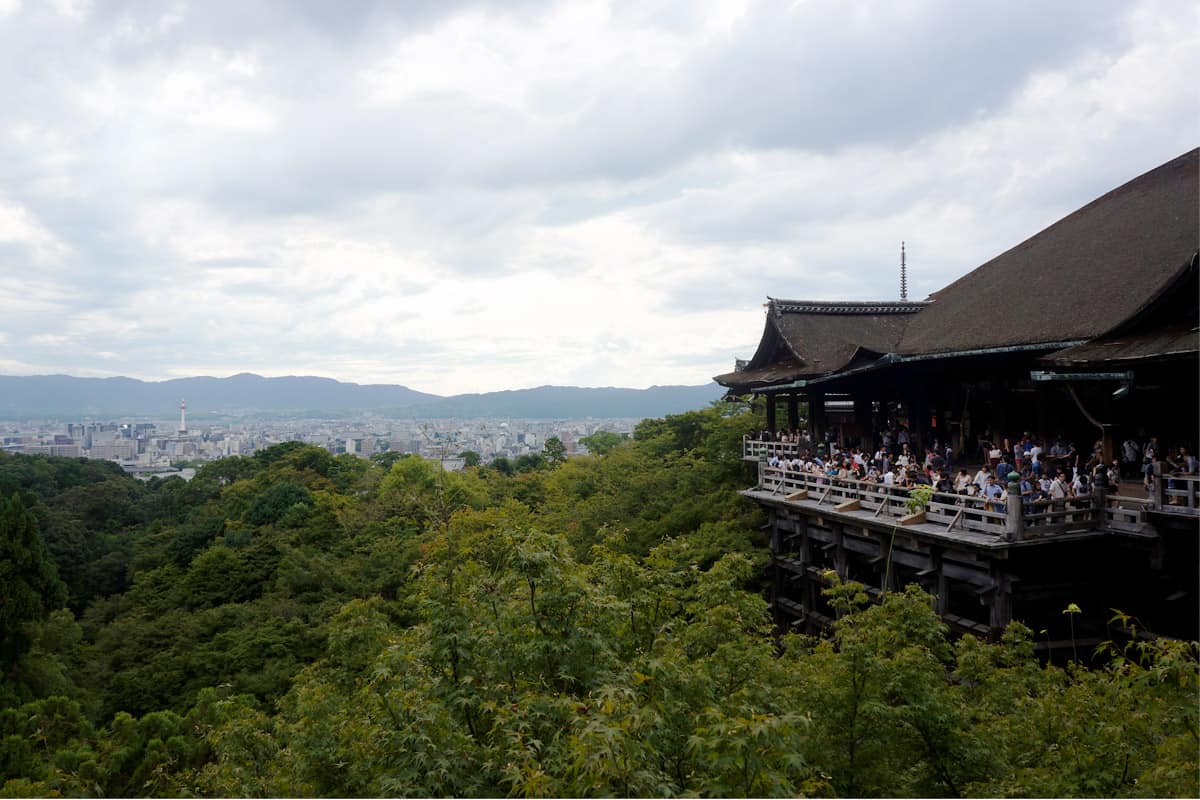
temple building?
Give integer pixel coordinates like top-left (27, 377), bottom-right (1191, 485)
top-left (716, 149), bottom-right (1199, 644)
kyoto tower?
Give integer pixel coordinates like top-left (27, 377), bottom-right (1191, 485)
top-left (178, 399), bottom-right (187, 435)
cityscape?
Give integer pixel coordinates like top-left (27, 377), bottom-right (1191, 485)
top-left (0, 399), bottom-right (638, 478)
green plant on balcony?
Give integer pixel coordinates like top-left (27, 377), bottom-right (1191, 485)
top-left (906, 484), bottom-right (935, 516)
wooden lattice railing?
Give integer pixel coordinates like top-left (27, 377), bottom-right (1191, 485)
top-left (752, 462), bottom-right (1151, 540)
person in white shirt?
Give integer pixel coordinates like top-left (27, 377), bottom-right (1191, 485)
top-left (973, 466), bottom-right (991, 492)
top-left (882, 468), bottom-right (896, 486)
top-left (1049, 472), bottom-right (1071, 500)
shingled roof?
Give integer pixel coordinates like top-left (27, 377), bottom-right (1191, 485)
top-left (713, 300), bottom-right (925, 391)
top-left (897, 148), bottom-right (1199, 355)
top-left (1043, 252), bottom-right (1199, 367)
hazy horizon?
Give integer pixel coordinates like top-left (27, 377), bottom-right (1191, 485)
top-left (0, 370), bottom-right (720, 396)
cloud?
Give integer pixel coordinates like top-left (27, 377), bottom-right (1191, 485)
top-left (0, 0), bottom-right (1195, 394)
top-left (0, 197), bottom-right (70, 261)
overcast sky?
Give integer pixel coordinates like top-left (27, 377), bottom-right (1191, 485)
top-left (0, 0), bottom-right (1195, 395)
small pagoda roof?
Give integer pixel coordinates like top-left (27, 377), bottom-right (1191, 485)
top-left (713, 299), bottom-right (925, 392)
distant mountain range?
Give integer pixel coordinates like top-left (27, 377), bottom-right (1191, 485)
top-left (396, 384), bottom-right (726, 420)
top-left (0, 373), bottom-right (725, 420)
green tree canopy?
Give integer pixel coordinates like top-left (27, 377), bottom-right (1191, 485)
top-left (579, 430), bottom-right (626, 456)
top-left (0, 494), bottom-right (67, 676)
top-left (542, 436), bottom-right (567, 466)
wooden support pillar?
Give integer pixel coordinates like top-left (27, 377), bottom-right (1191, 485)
top-left (809, 389), bottom-right (826, 444)
top-left (1093, 467), bottom-right (1109, 528)
top-left (795, 515), bottom-right (817, 618)
top-left (1100, 427), bottom-right (1116, 465)
top-left (787, 394), bottom-right (800, 431)
top-left (988, 569), bottom-right (1013, 633)
top-left (854, 397), bottom-right (872, 448)
top-left (833, 523), bottom-right (847, 580)
top-left (1036, 383), bottom-right (1050, 444)
top-left (796, 515), bottom-right (810, 564)
top-left (765, 394), bottom-right (777, 433)
top-left (909, 391), bottom-right (930, 454)
top-left (769, 513), bottom-right (784, 629)
top-left (934, 552), bottom-right (948, 615)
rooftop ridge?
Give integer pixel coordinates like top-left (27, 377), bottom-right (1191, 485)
top-left (769, 298), bottom-right (931, 315)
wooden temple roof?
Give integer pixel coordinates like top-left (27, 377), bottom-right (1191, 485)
top-left (715, 148), bottom-right (1200, 394)
top-left (712, 300), bottom-right (925, 392)
top-left (1043, 253), bottom-right (1199, 368)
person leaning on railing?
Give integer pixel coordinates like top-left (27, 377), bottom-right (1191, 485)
top-left (1070, 473), bottom-right (1091, 510)
top-left (982, 474), bottom-right (1005, 512)
top-left (1018, 470), bottom-right (1035, 510)
top-left (1165, 446), bottom-right (1198, 504)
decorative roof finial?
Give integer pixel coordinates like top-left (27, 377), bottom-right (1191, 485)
top-left (900, 241), bottom-right (908, 301)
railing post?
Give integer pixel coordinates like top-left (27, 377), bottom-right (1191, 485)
top-left (1093, 466), bottom-right (1109, 529)
top-left (1005, 472), bottom-right (1024, 541)
top-left (1151, 460), bottom-right (1164, 509)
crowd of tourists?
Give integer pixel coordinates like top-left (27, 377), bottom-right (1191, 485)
top-left (757, 426), bottom-right (1198, 508)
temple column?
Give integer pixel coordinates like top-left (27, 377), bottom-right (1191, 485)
top-left (854, 396), bottom-right (873, 449)
top-left (765, 394), bottom-right (777, 433)
top-left (787, 395), bottom-right (800, 431)
top-left (809, 389), bottom-right (826, 444)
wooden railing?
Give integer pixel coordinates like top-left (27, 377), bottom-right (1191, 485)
top-left (1022, 497), bottom-right (1104, 535)
top-left (756, 464), bottom-right (1011, 537)
top-left (752, 464), bottom-right (1148, 540)
top-left (1158, 473), bottom-right (1200, 514)
top-left (1104, 494), bottom-right (1150, 533)
top-left (743, 436), bottom-right (804, 461)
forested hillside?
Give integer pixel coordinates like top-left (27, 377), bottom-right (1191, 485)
top-left (1, 404), bottom-right (1196, 797)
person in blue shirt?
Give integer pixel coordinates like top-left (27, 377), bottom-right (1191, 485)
top-left (982, 475), bottom-right (1005, 511)
top-left (996, 455), bottom-right (1013, 481)
top-left (1019, 471), bottom-right (1035, 510)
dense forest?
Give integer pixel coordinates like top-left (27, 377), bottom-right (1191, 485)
top-left (1, 403), bottom-right (1196, 797)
